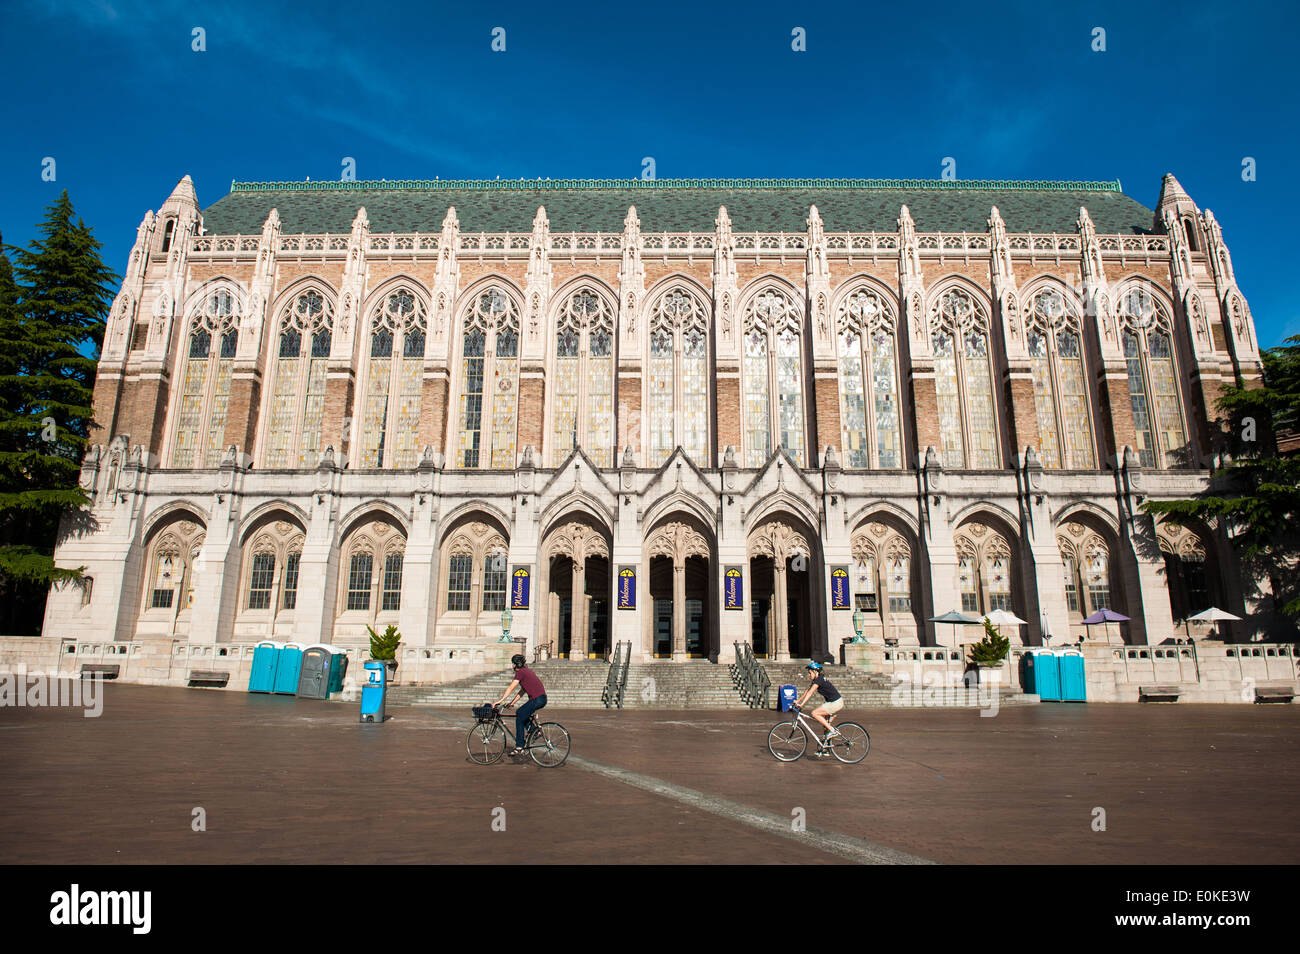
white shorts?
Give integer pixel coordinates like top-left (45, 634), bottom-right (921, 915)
top-left (820, 697), bottom-right (845, 715)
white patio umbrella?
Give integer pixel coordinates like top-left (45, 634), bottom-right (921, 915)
top-left (981, 609), bottom-right (1028, 635)
top-left (1185, 606), bottom-right (1242, 641)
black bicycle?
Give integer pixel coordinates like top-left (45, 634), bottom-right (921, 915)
top-left (466, 704), bottom-right (570, 767)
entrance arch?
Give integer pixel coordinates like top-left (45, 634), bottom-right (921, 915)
top-left (747, 516), bottom-right (820, 660)
top-left (644, 519), bottom-right (713, 660)
top-left (540, 519), bottom-right (611, 659)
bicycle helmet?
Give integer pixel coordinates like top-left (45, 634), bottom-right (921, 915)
top-left (511, 654), bottom-right (526, 668)
top-left (806, 661), bottom-right (823, 671)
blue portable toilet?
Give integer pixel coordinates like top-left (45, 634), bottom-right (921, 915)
top-left (779, 685), bottom-right (798, 712)
top-left (1033, 651), bottom-right (1062, 701)
top-left (248, 640), bottom-right (284, 693)
top-left (273, 642), bottom-right (305, 695)
top-left (1059, 650), bottom-right (1087, 702)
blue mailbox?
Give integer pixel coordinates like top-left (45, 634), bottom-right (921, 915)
top-left (273, 642), bottom-right (305, 695)
top-left (1059, 650), bottom-right (1087, 702)
top-left (360, 661), bottom-right (387, 723)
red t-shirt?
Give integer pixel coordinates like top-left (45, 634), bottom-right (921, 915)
top-left (514, 667), bottom-right (545, 699)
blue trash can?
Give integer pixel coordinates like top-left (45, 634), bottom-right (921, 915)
top-left (779, 685), bottom-right (798, 712)
top-left (360, 661), bottom-right (387, 723)
top-left (248, 640), bottom-right (284, 693)
top-left (1059, 650), bottom-right (1087, 702)
top-left (273, 643), bottom-right (304, 695)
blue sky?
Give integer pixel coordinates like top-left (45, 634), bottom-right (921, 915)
top-left (2, 0), bottom-right (1297, 347)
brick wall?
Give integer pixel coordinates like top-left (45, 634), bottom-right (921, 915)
top-left (1005, 371), bottom-right (1039, 459)
top-left (321, 370), bottom-right (355, 458)
top-left (715, 373), bottom-right (739, 454)
top-left (223, 373), bottom-right (261, 455)
top-left (618, 373), bottom-right (641, 456)
top-left (420, 368), bottom-right (449, 455)
top-left (518, 373), bottom-right (545, 457)
top-left (1099, 368), bottom-right (1136, 461)
top-left (911, 368), bottom-right (939, 456)
top-left (813, 371), bottom-right (841, 458)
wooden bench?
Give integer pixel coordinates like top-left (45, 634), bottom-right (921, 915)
top-left (1253, 686), bottom-right (1296, 704)
top-left (187, 670), bottom-right (230, 688)
top-left (1139, 685), bottom-right (1181, 702)
top-left (79, 664), bottom-right (120, 679)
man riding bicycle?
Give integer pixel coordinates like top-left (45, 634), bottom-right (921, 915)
top-left (493, 654), bottom-right (547, 757)
top-left (793, 661), bottom-right (843, 757)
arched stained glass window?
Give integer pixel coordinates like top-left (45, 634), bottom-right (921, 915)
top-left (359, 289), bottom-right (426, 468)
top-left (171, 288), bottom-right (239, 468)
top-left (552, 288), bottom-right (615, 467)
top-left (1057, 522), bottom-right (1118, 622)
top-left (954, 522), bottom-right (1016, 616)
top-left (264, 289), bottom-right (334, 468)
top-left (742, 288), bottom-right (805, 467)
top-left (930, 288), bottom-right (999, 469)
top-left (836, 288), bottom-right (902, 469)
top-left (1025, 288), bottom-right (1096, 469)
top-left (646, 288), bottom-right (710, 466)
top-left (458, 287), bottom-right (521, 468)
top-left (337, 518), bottom-right (406, 619)
top-left (1119, 285), bottom-right (1188, 468)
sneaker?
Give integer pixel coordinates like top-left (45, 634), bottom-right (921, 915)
top-left (508, 747), bottom-right (525, 757)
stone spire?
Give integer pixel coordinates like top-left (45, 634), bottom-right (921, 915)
top-left (807, 205), bottom-right (832, 349)
top-left (524, 206), bottom-right (551, 348)
top-left (431, 206), bottom-right (461, 343)
top-left (618, 206), bottom-right (645, 352)
top-left (712, 206), bottom-right (738, 348)
top-left (898, 205), bottom-right (927, 353)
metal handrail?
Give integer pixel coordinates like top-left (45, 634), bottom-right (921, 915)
top-left (601, 642), bottom-right (621, 708)
top-left (730, 642), bottom-right (771, 709)
top-left (613, 640), bottom-right (631, 709)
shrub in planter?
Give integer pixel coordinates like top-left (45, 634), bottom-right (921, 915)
top-left (367, 623), bottom-right (402, 669)
top-left (967, 617), bottom-right (1010, 666)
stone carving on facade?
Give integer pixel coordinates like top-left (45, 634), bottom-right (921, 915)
top-left (746, 521), bottom-right (808, 563)
top-left (546, 521), bottom-right (610, 563)
top-left (649, 521), bottom-right (710, 564)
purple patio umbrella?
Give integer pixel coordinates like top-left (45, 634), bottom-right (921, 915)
top-left (1081, 607), bottom-right (1130, 643)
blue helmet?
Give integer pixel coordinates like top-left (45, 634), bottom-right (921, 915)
top-left (806, 661), bottom-right (822, 671)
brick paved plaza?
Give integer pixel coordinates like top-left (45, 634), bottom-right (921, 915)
top-left (2, 685), bottom-right (1297, 865)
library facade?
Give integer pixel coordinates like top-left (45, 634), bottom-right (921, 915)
top-left (44, 174), bottom-right (1267, 664)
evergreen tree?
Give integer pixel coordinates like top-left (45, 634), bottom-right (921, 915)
top-left (0, 193), bottom-right (117, 634)
top-left (1143, 336), bottom-right (1300, 635)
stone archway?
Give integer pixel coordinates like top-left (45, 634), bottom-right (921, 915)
top-left (645, 520), bottom-right (711, 661)
top-left (747, 518), bottom-right (817, 661)
top-left (542, 520), bottom-right (611, 659)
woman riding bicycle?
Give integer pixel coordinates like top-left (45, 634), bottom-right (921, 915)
top-left (793, 661), bottom-right (843, 757)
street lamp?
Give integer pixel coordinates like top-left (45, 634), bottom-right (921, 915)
top-left (498, 607), bottom-right (514, 643)
top-left (849, 605), bottom-right (866, 643)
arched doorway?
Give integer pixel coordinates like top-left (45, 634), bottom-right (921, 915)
top-left (645, 520), bottom-right (712, 660)
top-left (952, 518), bottom-right (1022, 643)
top-left (747, 517), bottom-right (818, 660)
top-left (541, 520), bottom-right (611, 660)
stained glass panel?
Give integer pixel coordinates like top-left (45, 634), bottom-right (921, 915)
top-left (963, 331), bottom-right (997, 469)
top-left (871, 333), bottom-right (900, 469)
top-left (838, 332), bottom-right (868, 468)
top-left (744, 330), bottom-right (770, 468)
top-left (933, 332), bottom-right (964, 468)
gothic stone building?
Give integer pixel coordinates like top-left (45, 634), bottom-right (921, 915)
top-left (44, 175), bottom-right (1267, 664)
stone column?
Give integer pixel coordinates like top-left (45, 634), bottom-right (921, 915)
top-left (570, 557), bottom-right (588, 659)
top-left (671, 560), bottom-right (686, 661)
top-left (774, 560), bottom-right (789, 660)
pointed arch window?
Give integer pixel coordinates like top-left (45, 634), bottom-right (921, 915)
top-left (171, 289), bottom-right (239, 468)
top-left (851, 522), bottom-right (917, 635)
top-left (931, 289), bottom-right (999, 469)
top-left (552, 289), bottom-right (616, 467)
top-left (647, 288), bottom-right (709, 466)
top-left (241, 520), bottom-right (306, 613)
top-left (265, 289), bottom-right (333, 468)
top-left (458, 288), bottom-right (520, 468)
top-left (1119, 286), bottom-right (1188, 468)
top-left (359, 289), bottom-right (426, 468)
top-left (1025, 289), bottom-right (1096, 469)
top-left (836, 288), bottom-right (902, 469)
top-left (954, 523), bottom-right (1016, 616)
top-left (742, 288), bottom-right (805, 468)
top-left (1057, 522), bottom-right (1118, 622)
top-left (142, 518), bottom-right (204, 615)
top-left (439, 522), bottom-right (510, 631)
top-left (337, 518), bottom-right (406, 619)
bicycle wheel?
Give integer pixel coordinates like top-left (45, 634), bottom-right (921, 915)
top-left (466, 722), bottom-right (507, 764)
top-left (827, 722), bottom-right (870, 764)
top-left (767, 721), bottom-right (807, 761)
top-left (528, 722), bottom-right (570, 767)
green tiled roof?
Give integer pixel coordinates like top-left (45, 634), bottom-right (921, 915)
top-left (200, 177), bottom-right (1156, 236)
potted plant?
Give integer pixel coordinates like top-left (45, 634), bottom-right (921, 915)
top-left (967, 618), bottom-right (1010, 683)
top-left (367, 623), bottom-right (402, 683)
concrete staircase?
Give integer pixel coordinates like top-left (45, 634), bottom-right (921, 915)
top-left (387, 660), bottom-right (613, 709)
top-left (383, 658), bottom-right (1039, 710)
